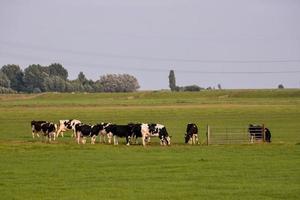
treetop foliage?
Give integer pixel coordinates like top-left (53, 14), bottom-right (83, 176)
top-left (0, 63), bottom-right (140, 93)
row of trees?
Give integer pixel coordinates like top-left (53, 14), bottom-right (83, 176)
top-left (0, 64), bottom-right (140, 93)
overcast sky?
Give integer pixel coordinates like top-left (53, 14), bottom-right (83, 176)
top-left (0, 0), bottom-right (299, 90)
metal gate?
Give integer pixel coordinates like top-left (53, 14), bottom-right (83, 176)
top-left (206, 126), bottom-right (249, 145)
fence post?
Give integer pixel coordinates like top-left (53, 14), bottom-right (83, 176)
top-left (262, 124), bottom-right (265, 142)
top-left (206, 124), bottom-right (210, 145)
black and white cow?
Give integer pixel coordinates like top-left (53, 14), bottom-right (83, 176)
top-left (97, 122), bottom-right (112, 143)
top-left (129, 123), bottom-right (154, 145)
top-left (104, 124), bottom-right (134, 145)
top-left (75, 123), bottom-right (109, 144)
top-left (31, 120), bottom-right (47, 138)
top-left (56, 119), bottom-right (81, 138)
top-left (90, 123), bottom-right (112, 144)
top-left (185, 123), bottom-right (199, 144)
top-left (133, 123), bottom-right (171, 146)
top-left (75, 123), bottom-right (92, 144)
top-left (41, 122), bottom-right (57, 142)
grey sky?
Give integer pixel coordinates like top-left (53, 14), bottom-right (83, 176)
top-left (0, 0), bottom-right (299, 90)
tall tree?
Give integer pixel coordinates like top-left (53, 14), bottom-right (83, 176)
top-left (23, 64), bottom-right (49, 92)
top-left (48, 63), bottom-right (68, 80)
top-left (77, 72), bottom-right (87, 84)
top-left (168, 70), bottom-right (176, 91)
top-left (1, 64), bottom-right (24, 91)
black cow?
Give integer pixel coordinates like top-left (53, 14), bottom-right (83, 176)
top-left (31, 120), bottom-right (47, 138)
top-left (265, 128), bottom-right (271, 143)
top-left (41, 122), bottom-right (57, 141)
top-left (104, 124), bottom-right (134, 145)
top-left (185, 123), bottom-right (199, 144)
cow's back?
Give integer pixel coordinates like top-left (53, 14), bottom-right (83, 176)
top-left (31, 120), bottom-right (46, 132)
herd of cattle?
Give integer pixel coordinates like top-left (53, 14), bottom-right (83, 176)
top-left (31, 120), bottom-right (199, 146)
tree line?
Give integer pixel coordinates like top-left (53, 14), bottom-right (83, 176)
top-left (0, 63), bottom-right (140, 93)
top-left (169, 70), bottom-right (208, 92)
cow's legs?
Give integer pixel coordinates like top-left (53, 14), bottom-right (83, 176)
top-left (49, 132), bottom-right (56, 142)
top-left (103, 134), bottom-right (106, 143)
top-left (160, 136), bottom-right (166, 146)
top-left (193, 134), bottom-right (199, 144)
top-left (126, 136), bottom-right (131, 146)
top-left (99, 133), bottom-right (106, 143)
top-left (99, 134), bottom-right (102, 143)
top-left (113, 135), bottom-right (118, 145)
top-left (91, 135), bottom-right (96, 144)
top-left (142, 134), bottom-right (146, 146)
top-left (107, 133), bottom-right (113, 144)
top-left (56, 129), bottom-right (61, 137)
top-left (72, 129), bottom-right (77, 138)
top-left (132, 135), bottom-right (139, 144)
top-left (77, 132), bottom-right (81, 144)
top-left (49, 133), bottom-right (53, 142)
top-left (32, 131), bottom-right (35, 138)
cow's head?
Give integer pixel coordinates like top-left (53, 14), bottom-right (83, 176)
top-left (159, 127), bottom-right (171, 145)
top-left (184, 133), bottom-right (192, 144)
top-left (148, 124), bottom-right (157, 133)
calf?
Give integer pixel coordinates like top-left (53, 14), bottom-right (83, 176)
top-left (105, 124), bottom-right (133, 145)
top-left (41, 122), bottom-right (57, 142)
top-left (31, 120), bottom-right (47, 138)
top-left (56, 119), bottom-right (81, 138)
top-left (185, 123), bottom-right (199, 144)
top-left (139, 123), bottom-right (171, 146)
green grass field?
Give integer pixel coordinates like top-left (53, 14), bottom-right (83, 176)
top-left (0, 90), bottom-right (299, 199)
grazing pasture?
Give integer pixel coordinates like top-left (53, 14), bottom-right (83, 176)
top-left (0, 90), bottom-right (299, 199)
